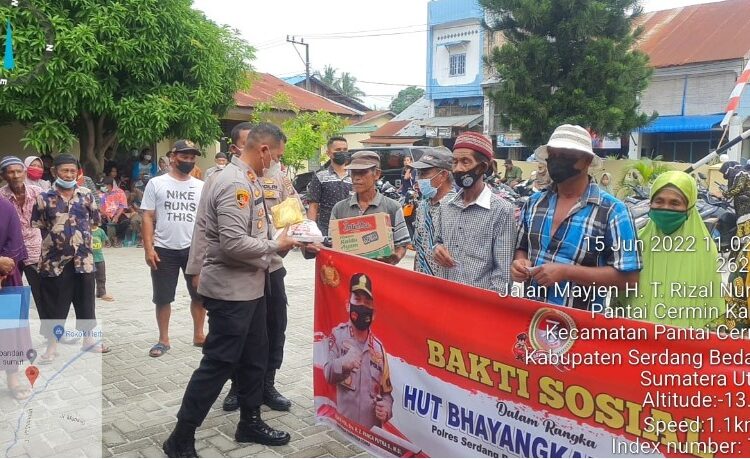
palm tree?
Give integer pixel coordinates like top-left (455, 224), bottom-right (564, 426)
top-left (314, 65), bottom-right (338, 87)
top-left (335, 72), bottom-right (365, 101)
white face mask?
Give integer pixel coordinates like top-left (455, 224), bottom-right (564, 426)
top-left (266, 159), bottom-right (281, 177)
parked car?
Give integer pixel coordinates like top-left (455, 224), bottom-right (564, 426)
top-left (349, 146), bottom-right (426, 188)
top-left (293, 146), bottom-right (427, 194)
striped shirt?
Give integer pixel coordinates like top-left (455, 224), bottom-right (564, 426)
top-left (329, 192), bottom-right (411, 248)
top-left (516, 181), bottom-right (642, 310)
top-left (434, 185), bottom-right (517, 294)
top-left (413, 191), bottom-right (456, 276)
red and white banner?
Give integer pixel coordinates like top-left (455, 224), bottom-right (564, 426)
top-left (313, 249), bottom-right (750, 457)
top-left (721, 60), bottom-right (750, 127)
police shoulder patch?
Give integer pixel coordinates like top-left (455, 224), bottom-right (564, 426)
top-left (282, 177), bottom-right (295, 195)
top-left (236, 188), bottom-right (250, 208)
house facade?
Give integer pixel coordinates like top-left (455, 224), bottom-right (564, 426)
top-left (423, 0), bottom-right (485, 149)
top-left (631, 0), bottom-right (750, 162)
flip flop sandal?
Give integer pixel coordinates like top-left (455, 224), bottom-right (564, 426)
top-left (37, 352), bottom-right (59, 365)
top-left (149, 343), bottom-right (170, 358)
top-left (81, 342), bottom-right (111, 354)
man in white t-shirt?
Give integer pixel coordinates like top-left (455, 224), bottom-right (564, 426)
top-left (141, 139), bottom-right (205, 358)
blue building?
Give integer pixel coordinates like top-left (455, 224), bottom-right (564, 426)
top-left (423, 0), bottom-right (486, 148)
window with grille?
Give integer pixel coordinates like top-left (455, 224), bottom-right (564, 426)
top-left (449, 53), bottom-right (466, 77)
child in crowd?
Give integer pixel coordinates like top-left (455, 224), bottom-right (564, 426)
top-left (91, 223), bottom-right (115, 301)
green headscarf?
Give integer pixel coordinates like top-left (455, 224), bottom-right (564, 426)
top-left (621, 171), bottom-right (725, 328)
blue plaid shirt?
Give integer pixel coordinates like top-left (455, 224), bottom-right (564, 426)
top-left (516, 181), bottom-right (641, 310)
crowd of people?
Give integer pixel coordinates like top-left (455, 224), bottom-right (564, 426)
top-left (0, 120), bottom-right (741, 457)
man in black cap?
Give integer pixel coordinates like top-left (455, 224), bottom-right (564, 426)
top-left (328, 151), bottom-right (410, 265)
top-left (32, 154), bottom-right (109, 363)
top-left (141, 140), bottom-right (206, 357)
top-left (410, 147), bottom-right (456, 275)
top-left (324, 273), bottom-right (393, 429)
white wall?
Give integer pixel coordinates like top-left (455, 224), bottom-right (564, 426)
top-left (432, 21), bottom-right (482, 87)
top-left (640, 60), bottom-right (744, 116)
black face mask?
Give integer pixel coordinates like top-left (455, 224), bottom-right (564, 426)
top-left (175, 161), bottom-right (196, 175)
top-left (546, 157), bottom-right (581, 183)
top-left (332, 152), bottom-right (349, 165)
top-left (349, 303), bottom-right (373, 331)
top-left (453, 165), bottom-right (484, 189)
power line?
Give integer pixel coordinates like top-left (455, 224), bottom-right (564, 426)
top-left (296, 24), bottom-right (427, 38)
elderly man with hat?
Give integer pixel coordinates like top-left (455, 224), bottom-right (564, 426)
top-left (512, 125), bottom-right (641, 311)
top-left (140, 140), bottom-right (206, 357)
top-left (410, 147), bottom-right (456, 275)
top-left (329, 151), bottom-right (411, 265)
top-left (324, 273), bottom-right (393, 429)
top-left (432, 132), bottom-right (516, 294)
top-left (31, 153), bottom-right (109, 364)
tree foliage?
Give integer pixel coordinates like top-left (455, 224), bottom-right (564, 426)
top-left (389, 86), bottom-right (425, 114)
top-left (0, 0), bottom-right (254, 174)
top-left (249, 94), bottom-right (346, 175)
top-left (314, 65), bottom-right (365, 101)
top-left (480, 0), bottom-right (653, 147)
top-left (281, 111), bottom-right (346, 174)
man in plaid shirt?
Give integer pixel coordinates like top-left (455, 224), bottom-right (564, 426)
top-left (512, 125), bottom-right (642, 311)
top-left (433, 132), bottom-right (516, 294)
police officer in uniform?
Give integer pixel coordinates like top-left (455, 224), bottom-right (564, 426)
top-left (324, 273), bottom-right (394, 430)
top-left (221, 136), bottom-right (303, 412)
top-left (163, 123), bottom-right (300, 457)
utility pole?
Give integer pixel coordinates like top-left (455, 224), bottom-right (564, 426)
top-left (286, 36), bottom-right (310, 91)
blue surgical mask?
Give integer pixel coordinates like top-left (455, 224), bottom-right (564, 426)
top-left (417, 172), bottom-right (445, 200)
top-left (417, 178), bottom-right (437, 200)
top-left (55, 178), bottom-right (77, 189)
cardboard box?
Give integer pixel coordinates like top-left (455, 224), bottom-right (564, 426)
top-left (329, 213), bottom-right (394, 259)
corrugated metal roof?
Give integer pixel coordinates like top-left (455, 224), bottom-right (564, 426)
top-left (636, 0), bottom-right (750, 68)
top-left (341, 124), bottom-right (379, 134)
top-left (361, 137), bottom-right (420, 145)
top-left (353, 110), bottom-right (394, 125)
top-left (392, 96), bottom-right (431, 121)
top-left (282, 75), bottom-right (306, 86)
top-left (640, 114), bottom-right (724, 133)
top-left (422, 114), bottom-right (483, 128)
top-left (234, 73), bottom-right (361, 116)
top-left (368, 120), bottom-right (412, 137)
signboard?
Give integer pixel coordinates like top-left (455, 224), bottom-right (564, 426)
top-left (314, 250), bottom-right (750, 457)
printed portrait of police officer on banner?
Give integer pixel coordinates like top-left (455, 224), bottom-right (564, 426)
top-left (323, 273), bottom-right (394, 429)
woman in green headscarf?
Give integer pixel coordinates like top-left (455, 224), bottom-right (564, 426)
top-left (620, 171), bottom-right (725, 328)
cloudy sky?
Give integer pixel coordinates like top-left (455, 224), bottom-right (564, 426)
top-left (191, 0), bottom-right (724, 109)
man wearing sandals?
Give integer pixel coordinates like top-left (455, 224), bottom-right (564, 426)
top-left (32, 154), bottom-right (110, 362)
top-left (141, 140), bottom-right (205, 357)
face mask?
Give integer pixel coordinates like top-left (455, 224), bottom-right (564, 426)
top-left (100, 186), bottom-right (109, 192)
top-left (143, 155), bottom-right (152, 161)
top-left (217, 164), bottom-right (226, 170)
top-left (349, 303), bottom-right (373, 331)
top-left (175, 161), bottom-right (195, 175)
top-left (546, 157), bottom-right (581, 183)
top-left (453, 165), bottom-right (483, 189)
top-left (27, 166), bottom-right (44, 180)
top-left (55, 178), bottom-right (77, 189)
top-left (649, 209), bottom-right (688, 235)
top-left (332, 152), bottom-right (348, 165)
top-left (417, 172), bottom-right (444, 200)
top-left (266, 160), bottom-right (281, 177)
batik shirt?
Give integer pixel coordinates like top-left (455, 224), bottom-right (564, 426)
top-left (32, 187), bottom-right (101, 277)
